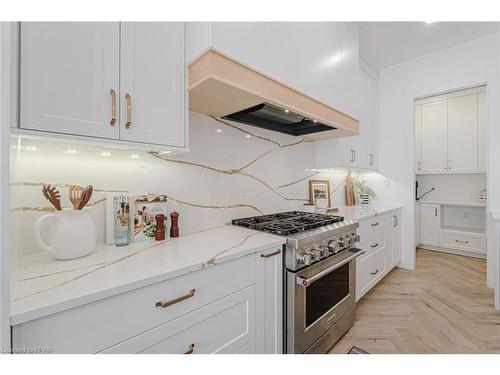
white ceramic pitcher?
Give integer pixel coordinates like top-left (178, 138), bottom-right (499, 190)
top-left (34, 210), bottom-right (97, 260)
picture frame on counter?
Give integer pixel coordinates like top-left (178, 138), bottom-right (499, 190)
top-left (309, 180), bottom-right (331, 208)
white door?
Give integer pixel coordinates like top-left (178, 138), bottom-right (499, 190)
top-left (447, 93), bottom-right (478, 173)
top-left (392, 211), bottom-right (402, 267)
top-left (420, 100), bottom-right (448, 174)
top-left (266, 22), bottom-right (343, 110)
top-left (120, 22), bottom-right (186, 147)
top-left (256, 248), bottom-right (282, 354)
top-left (419, 204), bottom-right (439, 246)
top-left (20, 22), bottom-right (120, 139)
top-left (415, 104), bottom-right (422, 174)
top-left (211, 22), bottom-right (266, 72)
top-left (477, 92), bottom-right (487, 172)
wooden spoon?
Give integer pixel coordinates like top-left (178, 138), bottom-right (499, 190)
top-left (69, 185), bottom-right (85, 210)
top-left (42, 184), bottom-right (62, 211)
top-left (78, 185), bottom-right (93, 210)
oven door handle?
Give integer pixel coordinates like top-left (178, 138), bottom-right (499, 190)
top-left (296, 249), bottom-right (365, 287)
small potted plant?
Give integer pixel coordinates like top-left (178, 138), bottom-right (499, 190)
top-left (352, 178), bottom-right (377, 206)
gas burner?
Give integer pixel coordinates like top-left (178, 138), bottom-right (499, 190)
top-left (232, 211), bottom-right (344, 236)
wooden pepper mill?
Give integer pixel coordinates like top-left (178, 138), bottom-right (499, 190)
top-left (155, 214), bottom-right (166, 241)
top-left (170, 211), bottom-right (179, 238)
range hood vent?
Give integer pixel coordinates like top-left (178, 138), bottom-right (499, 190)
top-left (188, 49), bottom-right (359, 140)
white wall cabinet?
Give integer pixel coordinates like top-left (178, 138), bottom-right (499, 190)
top-left (419, 203), bottom-right (439, 246)
top-left (18, 22), bottom-right (187, 150)
top-left (12, 248), bottom-right (283, 354)
top-left (415, 86), bottom-right (486, 175)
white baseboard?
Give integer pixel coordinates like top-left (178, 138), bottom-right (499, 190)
top-left (418, 244), bottom-right (486, 259)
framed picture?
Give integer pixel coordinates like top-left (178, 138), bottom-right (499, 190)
top-left (309, 180), bottom-right (331, 208)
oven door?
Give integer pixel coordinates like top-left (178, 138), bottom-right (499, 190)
top-left (286, 248), bottom-right (364, 353)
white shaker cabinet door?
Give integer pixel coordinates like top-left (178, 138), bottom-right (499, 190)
top-left (420, 100), bottom-right (448, 174)
top-left (120, 22), bottom-right (186, 147)
top-left (339, 23), bottom-right (360, 119)
top-left (266, 22), bottom-right (343, 109)
top-left (20, 22), bottom-right (120, 139)
top-left (477, 92), bottom-right (487, 172)
top-left (419, 204), bottom-right (439, 246)
top-left (447, 93), bottom-right (478, 173)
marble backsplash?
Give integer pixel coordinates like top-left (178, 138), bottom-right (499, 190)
top-left (9, 112), bottom-right (380, 257)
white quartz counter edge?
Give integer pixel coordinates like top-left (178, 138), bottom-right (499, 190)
top-left (10, 225), bottom-right (285, 325)
top-left (416, 200), bottom-right (487, 208)
top-left (336, 204), bottom-right (402, 222)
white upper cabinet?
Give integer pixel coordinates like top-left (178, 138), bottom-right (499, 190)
top-left (186, 22), bottom-right (266, 71)
top-left (120, 23), bottom-right (185, 147)
top-left (339, 23), bottom-right (360, 119)
top-left (447, 93), bottom-right (478, 173)
top-left (420, 100), bottom-right (448, 174)
top-left (17, 22), bottom-right (187, 150)
top-left (266, 22), bottom-right (343, 110)
top-left (415, 86), bottom-right (486, 175)
top-left (20, 22), bottom-right (120, 139)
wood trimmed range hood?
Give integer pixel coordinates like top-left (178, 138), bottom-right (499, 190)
top-left (188, 49), bottom-right (359, 140)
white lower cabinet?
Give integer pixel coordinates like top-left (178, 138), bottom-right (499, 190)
top-left (419, 203), bottom-right (439, 246)
top-left (355, 209), bottom-right (402, 301)
top-left (12, 247), bottom-right (283, 354)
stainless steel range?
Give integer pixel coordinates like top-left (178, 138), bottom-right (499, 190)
top-left (232, 211), bottom-right (364, 354)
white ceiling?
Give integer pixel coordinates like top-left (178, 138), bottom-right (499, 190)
top-left (359, 22), bottom-right (500, 70)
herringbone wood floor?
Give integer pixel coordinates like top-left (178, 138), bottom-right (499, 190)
top-left (329, 249), bottom-right (500, 354)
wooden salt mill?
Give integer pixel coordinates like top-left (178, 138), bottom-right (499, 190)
top-left (170, 211), bottom-right (179, 238)
top-left (155, 214), bottom-right (166, 241)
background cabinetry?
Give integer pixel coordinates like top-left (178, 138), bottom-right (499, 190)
top-left (415, 86), bottom-right (486, 175)
top-left (418, 203), bottom-right (439, 246)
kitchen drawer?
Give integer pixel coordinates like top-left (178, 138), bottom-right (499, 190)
top-left (356, 247), bottom-right (386, 300)
top-left (357, 229), bottom-right (386, 261)
top-left (439, 230), bottom-right (486, 254)
top-left (12, 255), bottom-right (255, 353)
top-left (101, 286), bottom-right (256, 354)
top-left (358, 214), bottom-right (391, 241)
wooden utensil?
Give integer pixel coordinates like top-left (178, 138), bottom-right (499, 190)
top-left (78, 185), bottom-right (93, 210)
top-left (345, 171), bottom-right (355, 206)
top-left (42, 184), bottom-right (62, 211)
top-left (69, 185), bottom-right (85, 210)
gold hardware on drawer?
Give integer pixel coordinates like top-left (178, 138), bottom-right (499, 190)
top-left (370, 269), bottom-right (379, 275)
top-left (184, 343), bottom-right (195, 354)
top-left (155, 289), bottom-right (195, 308)
top-left (125, 93), bottom-right (132, 129)
top-left (370, 243), bottom-right (379, 248)
top-left (109, 89), bottom-right (117, 126)
top-left (455, 239), bottom-right (470, 244)
top-left (261, 250), bottom-right (281, 258)
top-left (371, 222), bottom-right (379, 227)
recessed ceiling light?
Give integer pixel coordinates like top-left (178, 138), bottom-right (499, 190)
top-left (100, 151), bottom-right (111, 157)
top-left (216, 129), bottom-right (222, 133)
top-left (131, 154), bottom-right (140, 159)
top-left (425, 21), bottom-right (436, 24)
top-left (65, 148), bottom-right (77, 154)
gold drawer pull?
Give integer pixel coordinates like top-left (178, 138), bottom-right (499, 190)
top-left (370, 243), bottom-right (379, 248)
top-left (156, 289), bottom-right (195, 308)
top-left (184, 343), bottom-right (195, 354)
top-left (370, 269), bottom-right (379, 275)
top-left (125, 93), bottom-right (132, 129)
top-left (261, 250), bottom-right (281, 258)
top-left (455, 239), bottom-right (470, 244)
top-left (109, 89), bottom-right (117, 126)
top-left (371, 222), bottom-right (379, 227)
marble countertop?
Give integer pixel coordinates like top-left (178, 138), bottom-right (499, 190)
top-left (416, 200), bottom-right (487, 208)
top-left (334, 204), bottom-right (402, 222)
top-left (10, 225), bottom-right (285, 325)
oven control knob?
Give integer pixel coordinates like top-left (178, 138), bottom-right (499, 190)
top-left (311, 249), bottom-right (322, 261)
top-left (297, 253), bottom-right (312, 266)
top-left (339, 236), bottom-right (349, 248)
top-left (328, 239), bottom-right (340, 253)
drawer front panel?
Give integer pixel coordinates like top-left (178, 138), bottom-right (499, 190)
top-left (102, 286), bottom-right (256, 354)
top-left (13, 255), bottom-right (255, 353)
top-left (357, 229), bottom-right (386, 261)
top-left (356, 248), bottom-right (386, 300)
top-left (439, 230), bottom-right (486, 254)
top-left (358, 214), bottom-right (391, 241)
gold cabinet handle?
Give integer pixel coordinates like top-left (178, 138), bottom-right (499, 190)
top-left (261, 250), bottom-right (281, 258)
top-left (109, 89), bottom-right (117, 126)
top-left (371, 269), bottom-right (379, 275)
top-left (371, 222), bottom-right (379, 227)
top-left (155, 289), bottom-right (195, 309)
top-left (370, 243), bottom-right (379, 248)
top-left (125, 93), bottom-right (132, 129)
top-left (184, 343), bottom-right (195, 354)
